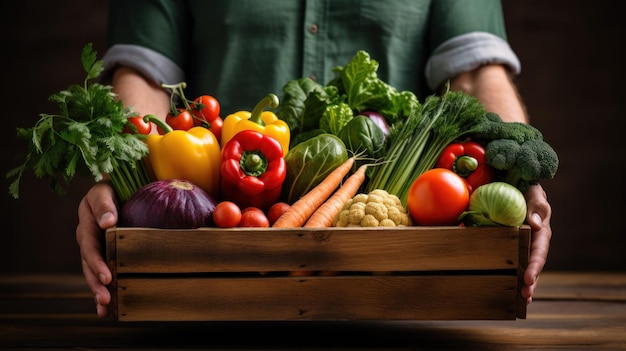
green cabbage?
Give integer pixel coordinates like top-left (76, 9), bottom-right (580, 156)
top-left (282, 134), bottom-right (348, 203)
top-left (459, 182), bottom-right (527, 227)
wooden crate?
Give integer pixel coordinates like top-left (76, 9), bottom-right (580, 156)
top-left (105, 225), bottom-right (530, 322)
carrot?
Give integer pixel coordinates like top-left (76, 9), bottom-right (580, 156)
top-left (304, 164), bottom-right (368, 228)
top-left (272, 156), bottom-right (356, 228)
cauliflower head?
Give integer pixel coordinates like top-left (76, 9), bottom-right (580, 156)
top-left (333, 189), bottom-right (412, 227)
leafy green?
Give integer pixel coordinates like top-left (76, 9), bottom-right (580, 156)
top-left (318, 86), bottom-right (353, 135)
top-left (282, 133), bottom-right (348, 203)
top-left (7, 43), bottom-right (150, 200)
top-left (277, 50), bottom-right (420, 143)
top-left (276, 77), bottom-right (326, 140)
top-left (330, 50), bottom-right (420, 124)
top-left (337, 115), bottom-right (385, 165)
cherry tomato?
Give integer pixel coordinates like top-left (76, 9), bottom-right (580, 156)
top-left (207, 116), bottom-right (223, 141)
top-left (163, 108), bottom-right (194, 132)
top-left (267, 202), bottom-right (291, 225)
top-left (123, 116), bottom-right (152, 135)
top-left (239, 207), bottom-right (270, 228)
top-left (191, 95), bottom-right (223, 140)
top-left (406, 168), bottom-right (469, 226)
top-left (191, 95), bottom-right (221, 124)
top-left (212, 201), bottom-right (242, 228)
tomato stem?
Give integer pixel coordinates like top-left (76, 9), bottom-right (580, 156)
top-left (143, 115), bottom-right (173, 134)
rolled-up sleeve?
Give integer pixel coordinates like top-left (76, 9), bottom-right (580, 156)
top-left (425, 32), bottom-right (521, 91)
top-left (100, 44), bottom-right (185, 85)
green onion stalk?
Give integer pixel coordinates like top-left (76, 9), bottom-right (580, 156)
top-left (366, 88), bottom-right (487, 205)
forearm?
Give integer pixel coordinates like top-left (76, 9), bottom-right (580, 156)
top-left (449, 64), bottom-right (528, 124)
top-left (112, 66), bottom-right (171, 125)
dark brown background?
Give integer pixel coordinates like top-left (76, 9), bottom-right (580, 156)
top-left (0, 1), bottom-right (623, 275)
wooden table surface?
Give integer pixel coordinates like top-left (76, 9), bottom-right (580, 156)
top-left (1, 271), bottom-right (625, 350)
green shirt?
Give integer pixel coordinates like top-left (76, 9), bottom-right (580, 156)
top-left (104, 0), bottom-right (519, 115)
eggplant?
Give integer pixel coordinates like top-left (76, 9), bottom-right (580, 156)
top-left (120, 179), bottom-right (217, 229)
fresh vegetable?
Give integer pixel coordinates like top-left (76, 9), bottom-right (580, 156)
top-left (366, 87), bottom-right (487, 205)
top-left (465, 112), bottom-right (559, 192)
top-left (220, 130), bottom-right (286, 213)
top-left (212, 201), bottom-right (242, 228)
top-left (7, 43), bottom-right (151, 201)
top-left (318, 90), bottom-right (354, 135)
top-left (123, 115), bottom-right (152, 135)
top-left (276, 51), bottom-right (419, 145)
top-left (406, 168), bottom-right (470, 226)
top-left (273, 156), bottom-right (356, 228)
top-left (164, 107), bottom-right (195, 132)
top-left (484, 138), bottom-right (559, 193)
top-left (459, 182), bottom-right (527, 227)
top-left (143, 115), bottom-right (221, 197)
top-left (221, 94), bottom-right (290, 157)
top-left (337, 115), bottom-right (385, 163)
top-left (239, 207), bottom-right (270, 228)
top-left (333, 188), bottom-right (410, 227)
top-left (119, 179), bottom-right (217, 229)
top-left (435, 140), bottom-right (494, 193)
top-left (161, 82), bottom-right (223, 139)
top-left (282, 133), bottom-right (349, 204)
top-left (267, 202), bottom-right (291, 226)
top-left (328, 50), bottom-right (419, 125)
top-left (276, 77), bottom-right (326, 140)
top-left (190, 94), bottom-right (223, 141)
top-left (360, 111), bottom-right (390, 138)
top-left (305, 164), bottom-right (369, 228)
top-left (470, 112), bottom-right (544, 144)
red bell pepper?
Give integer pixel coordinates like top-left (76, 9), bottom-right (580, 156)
top-left (435, 140), bottom-right (494, 193)
top-left (221, 130), bottom-right (286, 212)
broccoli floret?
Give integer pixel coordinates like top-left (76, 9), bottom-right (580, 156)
top-left (484, 139), bottom-right (521, 170)
top-left (470, 112), bottom-right (544, 144)
top-left (485, 138), bottom-right (559, 193)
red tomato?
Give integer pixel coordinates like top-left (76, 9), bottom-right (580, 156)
top-left (207, 116), bottom-right (223, 141)
top-left (267, 202), bottom-right (291, 225)
top-left (191, 95), bottom-right (220, 124)
top-left (164, 108), bottom-right (195, 132)
top-left (212, 201), bottom-right (242, 228)
top-left (123, 116), bottom-right (152, 135)
top-left (239, 207), bottom-right (270, 228)
top-left (406, 168), bottom-right (469, 226)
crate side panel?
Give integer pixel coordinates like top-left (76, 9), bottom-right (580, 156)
top-left (114, 275), bottom-right (519, 321)
top-left (110, 226), bottom-right (523, 273)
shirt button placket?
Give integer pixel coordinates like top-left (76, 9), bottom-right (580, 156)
top-left (303, 0), bottom-right (326, 82)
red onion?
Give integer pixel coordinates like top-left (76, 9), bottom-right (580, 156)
top-left (359, 111), bottom-right (390, 137)
top-left (120, 179), bottom-right (217, 229)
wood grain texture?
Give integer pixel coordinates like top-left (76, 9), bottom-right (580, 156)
top-left (1, 272), bottom-right (625, 349)
top-left (105, 226), bottom-right (529, 321)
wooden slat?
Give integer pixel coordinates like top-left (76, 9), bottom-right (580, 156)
top-left (107, 226), bottom-right (525, 273)
top-left (516, 225), bottom-right (531, 318)
top-left (114, 275), bottom-right (520, 322)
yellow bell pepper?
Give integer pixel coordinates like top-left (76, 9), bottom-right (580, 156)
top-left (221, 94), bottom-right (290, 157)
top-left (143, 115), bottom-right (221, 197)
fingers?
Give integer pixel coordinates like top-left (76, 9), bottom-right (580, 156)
top-left (76, 182), bottom-right (118, 318)
top-left (522, 184), bottom-right (553, 302)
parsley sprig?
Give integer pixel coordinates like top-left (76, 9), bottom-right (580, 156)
top-left (7, 43), bottom-right (150, 201)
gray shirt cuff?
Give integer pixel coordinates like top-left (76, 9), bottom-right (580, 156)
top-left (101, 44), bottom-right (184, 85)
top-left (425, 32), bottom-right (521, 91)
